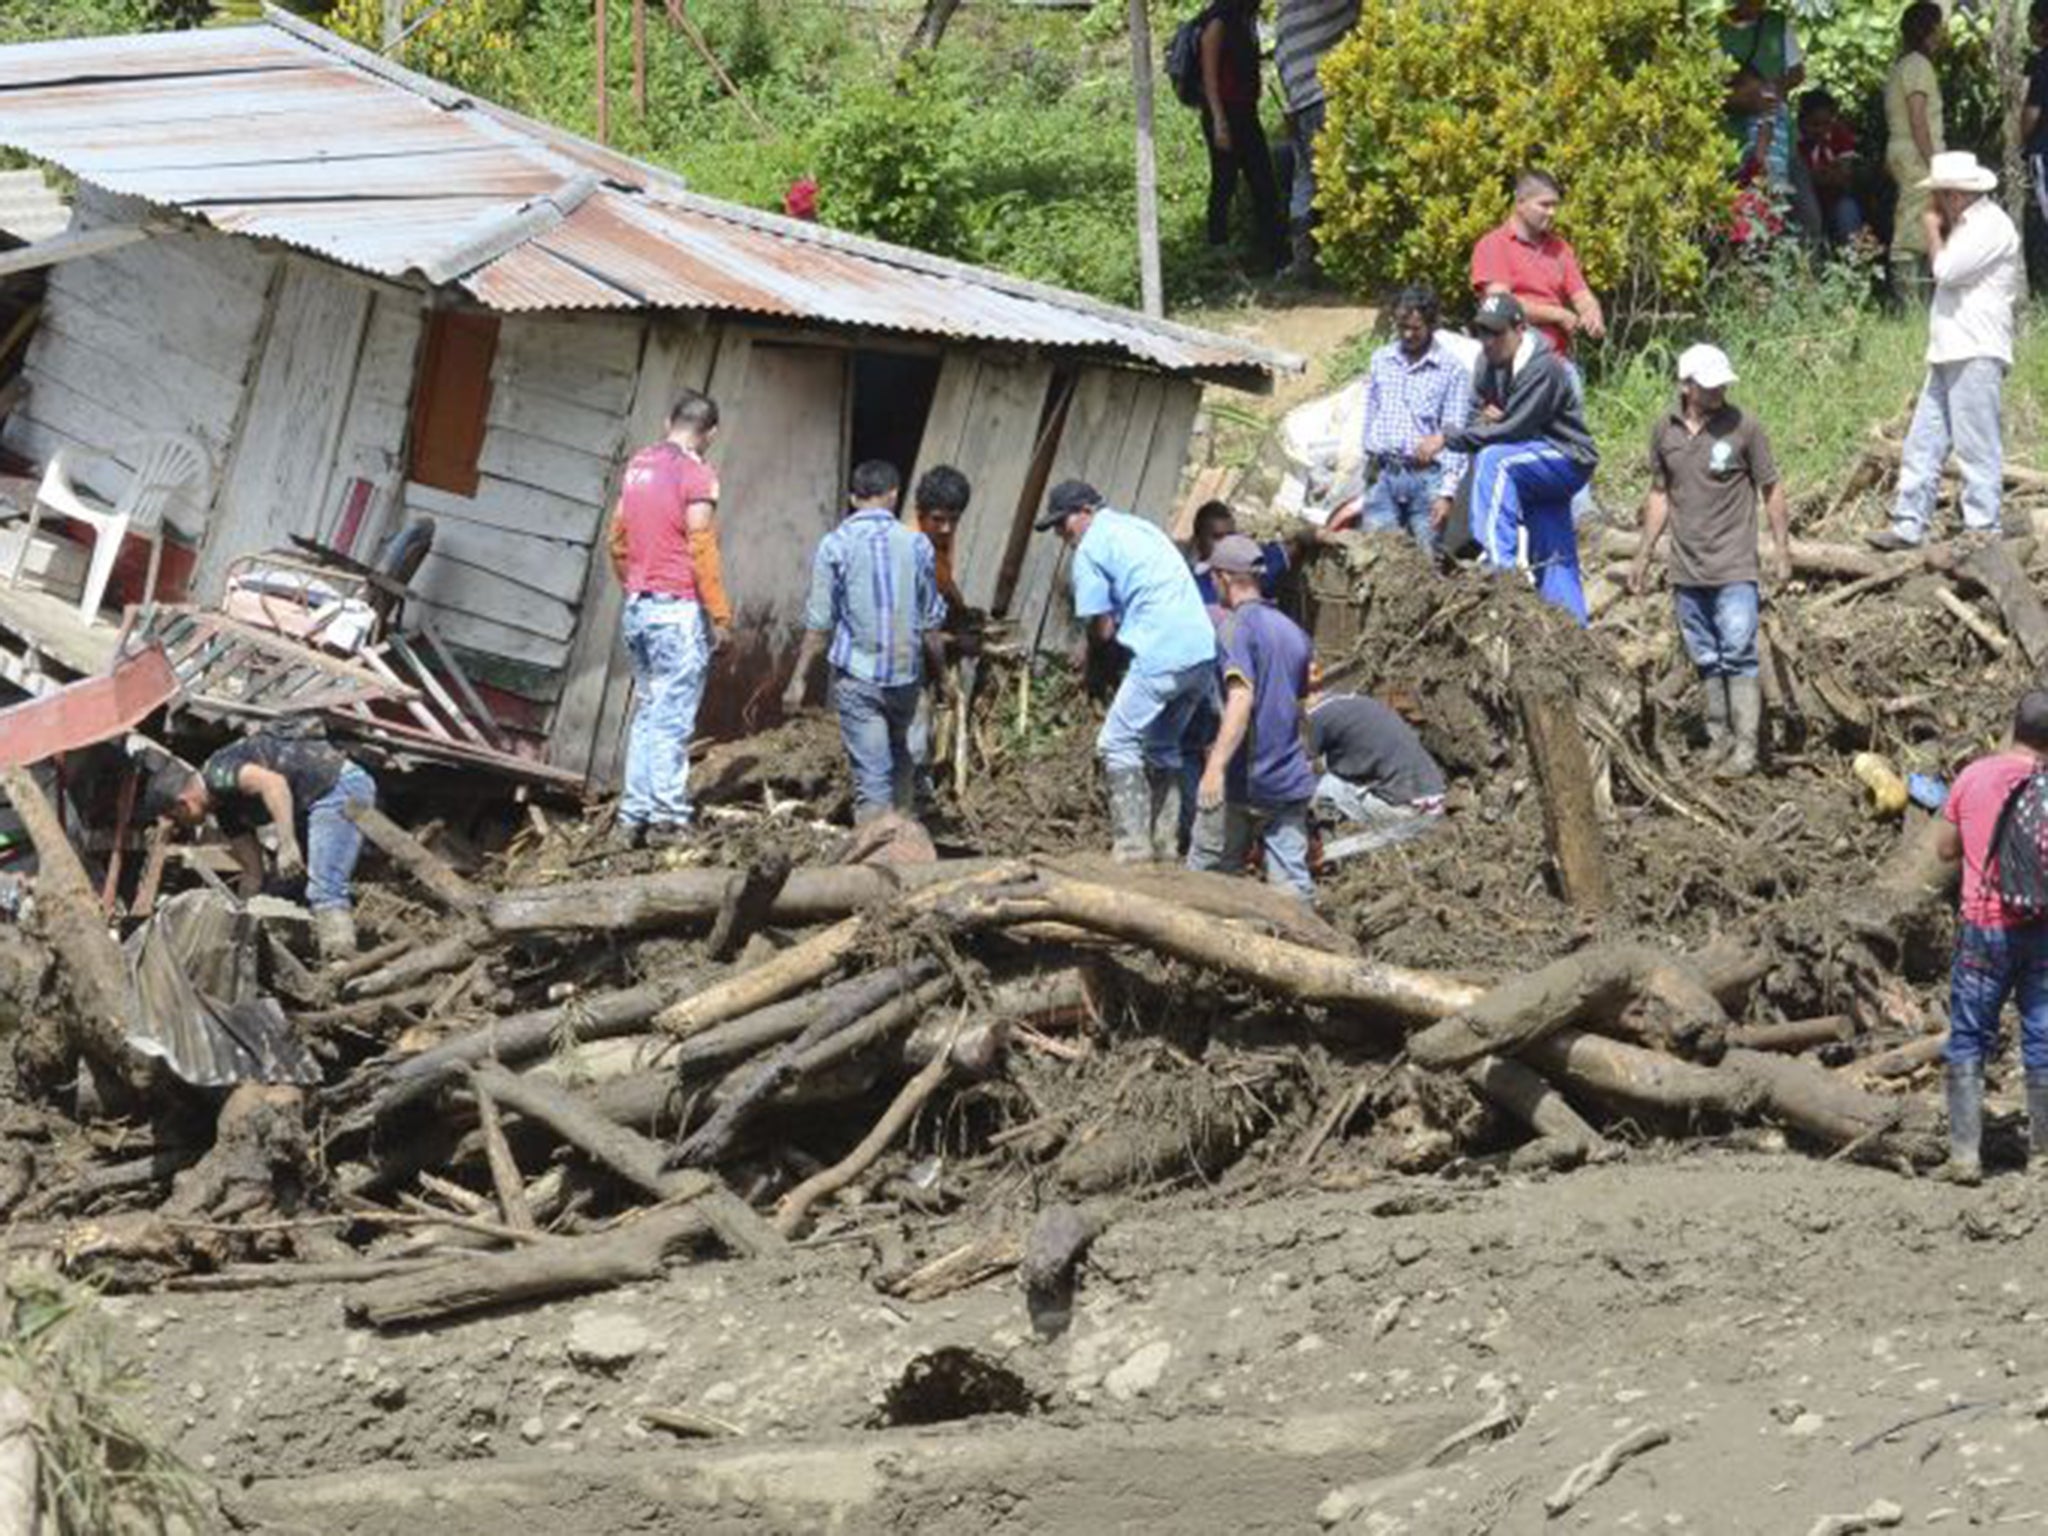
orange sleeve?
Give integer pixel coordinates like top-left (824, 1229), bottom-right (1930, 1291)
top-left (607, 505), bottom-right (628, 583)
top-left (689, 525), bottom-right (732, 628)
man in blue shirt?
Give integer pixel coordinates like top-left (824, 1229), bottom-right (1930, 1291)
top-left (1038, 479), bottom-right (1217, 863)
top-left (1188, 535), bottom-right (1319, 899)
top-left (784, 461), bottom-right (948, 823)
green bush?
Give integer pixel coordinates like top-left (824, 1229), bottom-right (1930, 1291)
top-left (1315, 0), bottom-right (1733, 324)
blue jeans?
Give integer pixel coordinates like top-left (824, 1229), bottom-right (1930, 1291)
top-left (834, 674), bottom-right (921, 821)
top-left (1098, 661), bottom-right (1217, 774)
top-left (1468, 442), bottom-right (1592, 626)
top-left (1949, 922), bottom-right (2048, 1071)
top-left (620, 596), bottom-right (711, 829)
top-left (1893, 356), bottom-right (2006, 541)
top-left (1362, 463), bottom-right (1444, 558)
top-left (1672, 583), bottom-right (1760, 680)
top-left (1188, 798), bottom-right (1314, 898)
top-left (1311, 772), bottom-right (1444, 862)
top-left (307, 762), bottom-right (375, 912)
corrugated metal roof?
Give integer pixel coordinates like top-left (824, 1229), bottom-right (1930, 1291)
top-left (0, 11), bottom-right (1294, 383)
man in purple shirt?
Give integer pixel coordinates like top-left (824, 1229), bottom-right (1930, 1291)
top-left (1188, 535), bottom-right (1318, 898)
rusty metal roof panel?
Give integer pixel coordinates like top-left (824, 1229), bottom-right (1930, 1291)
top-left (0, 13), bottom-right (1293, 381)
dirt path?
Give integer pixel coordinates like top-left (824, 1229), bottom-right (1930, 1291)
top-left (127, 1153), bottom-right (2048, 1533)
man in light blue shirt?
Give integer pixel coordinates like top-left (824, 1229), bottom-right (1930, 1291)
top-left (1037, 478), bottom-right (1217, 862)
top-left (784, 460), bottom-right (947, 823)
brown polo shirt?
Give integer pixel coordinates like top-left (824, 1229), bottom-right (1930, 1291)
top-left (1647, 401), bottom-right (1779, 588)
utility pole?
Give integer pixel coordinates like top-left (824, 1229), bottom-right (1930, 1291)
top-left (595, 0), bottom-right (611, 144)
top-left (1128, 0), bottom-right (1163, 318)
top-left (381, 0), bottom-right (403, 59)
top-left (632, 0), bottom-right (647, 115)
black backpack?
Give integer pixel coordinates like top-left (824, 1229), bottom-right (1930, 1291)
top-left (1164, 6), bottom-right (1218, 109)
top-left (1991, 771), bottom-right (2048, 920)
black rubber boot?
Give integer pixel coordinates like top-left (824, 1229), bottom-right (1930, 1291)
top-left (2028, 1069), bottom-right (2048, 1172)
top-left (1940, 1060), bottom-right (1985, 1186)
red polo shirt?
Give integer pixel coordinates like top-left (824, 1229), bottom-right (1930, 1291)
top-left (615, 441), bottom-right (718, 599)
top-left (1470, 221), bottom-right (1590, 357)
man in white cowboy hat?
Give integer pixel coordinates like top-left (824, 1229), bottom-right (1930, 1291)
top-left (1630, 343), bottom-right (1790, 778)
top-left (1868, 150), bottom-right (2022, 551)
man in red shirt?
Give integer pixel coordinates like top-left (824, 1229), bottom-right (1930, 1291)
top-left (1935, 689), bottom-right (2048, 1183)
top-left (606, 389), bottom-right (732, 849)
top-left (1470, 170), bottom-right (1607, 358)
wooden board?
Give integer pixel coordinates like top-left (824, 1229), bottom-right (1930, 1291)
top-left (475, 424), bottom-right (615, 506)
top-left (21, 324), bottom-right (245, 452)
top-left (908, 348), bottom-right (1055, 614)
top-left (1134, 378), bottom-right (1203, 518)
top-left (415, 514), bottom-right (590, 605)
top-left (486, 377), bottom-right (628, 459)
top-left (410, 557), bottom-right (577, 642)
top-left (407, 479), bottom-right (604, 547)
top-left (41, 244), bottom-right (270, 385)
top-left (323, 288), bottom-right (425, 549)
top-left (196, 258), bottom-right (371, 598)
top-left (413, 602), bottom-right (572, 675)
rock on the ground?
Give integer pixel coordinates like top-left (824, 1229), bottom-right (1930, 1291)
top-left (566, 1311), bottom-right (651, 1372)
top-left (1104, 1340), bottom-right (1173, 1403)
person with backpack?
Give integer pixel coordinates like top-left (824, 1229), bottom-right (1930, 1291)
top-left (1934, 689), bottom-right (2048, 1184)
top-left (1172, 0), bottom-right (1285, 272)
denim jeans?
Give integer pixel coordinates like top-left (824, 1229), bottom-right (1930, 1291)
top-left (834, 673), bottom-right (921, 821)
top-left (306, 762), bottom-right (375, 912)
top-left (1287, 99), bottom-right (1326, 229)
top-left (1672, 583), bottom-right (1760, 680)
top-left (1468, 442), bottom-right (1592, 625)
top-left (1099, 662), bottom-right (1217, 774)
top-left (1188, 798), bottom-right (1314, 898)
top-left (1893, 356), bottom-right (2006, 541)
top-left (1311, 772), bottom-right (1444, 862)
top-left (620, 595), bottom-right (711, 829)
top-left (1362, 463), bottom-right (1444, 558)
top-left (1949, 921), bottom-right (2048, 1071)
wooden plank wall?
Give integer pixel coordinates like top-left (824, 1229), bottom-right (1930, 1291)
top-left (403, 311), bottom-right (642, 701)
top-left (908, 348), bottom-right (1055, 613)
top-left (1005, 368), bottom-right (1205, 651)
top-left (319, 291), bottom-right (425, 551)
top-left (1, 185), bottom-right (275, 529)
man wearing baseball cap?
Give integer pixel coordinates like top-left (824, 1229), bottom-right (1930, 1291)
top-left (1037, 479), bottom-right (1217, 863)
top-left (1869, 150), bottom-right (2021, 550)
top-left (1188, 533), bottom-right (1318, 898)
top-left (1414, 292), bottom-right (1600, 624)
top-left (1630, 344), bottom-right (1790, 778)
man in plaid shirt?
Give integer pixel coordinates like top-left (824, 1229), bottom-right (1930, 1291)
top-left (1334, 285), bottom-right (1470, 557)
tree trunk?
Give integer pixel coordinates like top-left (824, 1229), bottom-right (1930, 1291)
top-left (903, 0), bottom-right (964, 55)
top-left (1513, 675), bottom-right (1611, 914)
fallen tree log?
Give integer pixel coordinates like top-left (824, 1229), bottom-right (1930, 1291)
top-left (1524, 1029), bottom-right (1939, 1161)
top-left (1600, 527), bottom-right (1900, 583)
top-left (1953, 539), bottom-right (2048, 671)
top-left (1464, 1054), bottom-right (1607, 1169)
top-left (0, 766), bottom-right (156, 1103)
top-left (1514, 674), bottom-right (1610, 914)
top-left (349, 1195), bottom-right (722, 1329)
top-left (1728, 1016), bottom-right (1853, 1054)
top-left (345, 805), bottom-right (482, 914)
top-left (705, 854), bottom-right (792, 960)
top-left (1408, 944), bottom-right (1724, 1071)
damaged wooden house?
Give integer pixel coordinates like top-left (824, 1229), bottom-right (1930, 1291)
top-left (0, 9), bottom-right (1290, 793)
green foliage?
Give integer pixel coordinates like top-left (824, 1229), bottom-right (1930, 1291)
top-left (810, 60), bottom-right (970, 253)
top-left (1796, 2), bottom-right (2003, 161)
top-left (1315, 0), bottom-right (1734, 323)
top-left (331, 0), bottom-right (521, 98)
top-left (0, 0), bottom-right (153, 42)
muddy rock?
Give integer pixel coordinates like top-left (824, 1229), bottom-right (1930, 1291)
top-left (566, 1311), bottom-right (651, 1372)
top-left (1104, 1340), bottom-right (1173, 1403)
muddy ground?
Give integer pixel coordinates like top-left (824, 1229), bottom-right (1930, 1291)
top-left (118, 1152), bottom-right (2048, 1534)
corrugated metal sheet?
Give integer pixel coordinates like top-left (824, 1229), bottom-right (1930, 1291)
top-left (0, 13), bottom-right (1294, 382)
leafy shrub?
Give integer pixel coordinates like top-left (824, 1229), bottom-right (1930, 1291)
top-left (1315, 0), bottom-right (1733, 324)
top-left (331, 0), bottom-right (520, 97)
top-left (808, 60), bottom-right (971, 254)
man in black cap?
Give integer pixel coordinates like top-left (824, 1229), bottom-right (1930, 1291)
top-left (1415, 293), bottom-right (1601, 624)
top-left (1037, 479), bottom-right (1217, 862)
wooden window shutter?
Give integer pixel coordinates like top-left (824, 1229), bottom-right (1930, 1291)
top-left (408, 310), bottom-right (500, 497)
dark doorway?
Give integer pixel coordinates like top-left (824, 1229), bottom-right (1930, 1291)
top-left (849, 350), bottom-right (942, 487)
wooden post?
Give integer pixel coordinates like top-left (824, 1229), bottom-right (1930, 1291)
top-left (381, 0), bottom-right (404, 57)
top-left (1127, 0), bottom-right (1164, 319)
top-left (595, 0), bottom-right (611, 145)
top-left (1513, 674), bottom-right (1611, 914)
top-left (632, 0), bottom-right (647, 115)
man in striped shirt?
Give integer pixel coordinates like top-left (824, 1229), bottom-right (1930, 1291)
top-left (1275, 0), bottom-right (1360, 273)
top-left (784, 461), bottom-right (948, 823)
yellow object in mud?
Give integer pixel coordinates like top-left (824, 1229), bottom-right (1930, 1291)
top-left (1852, 752), bottom-right (1910, 818)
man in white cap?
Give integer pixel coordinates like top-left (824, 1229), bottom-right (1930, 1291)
top-left (1630, 344), bottom-right (1790, 778)
top-left (1868, 150), bottom-right (2022, 551)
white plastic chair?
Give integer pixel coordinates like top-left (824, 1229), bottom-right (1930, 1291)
top-left (7, 434), bottom-right (209, 622)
